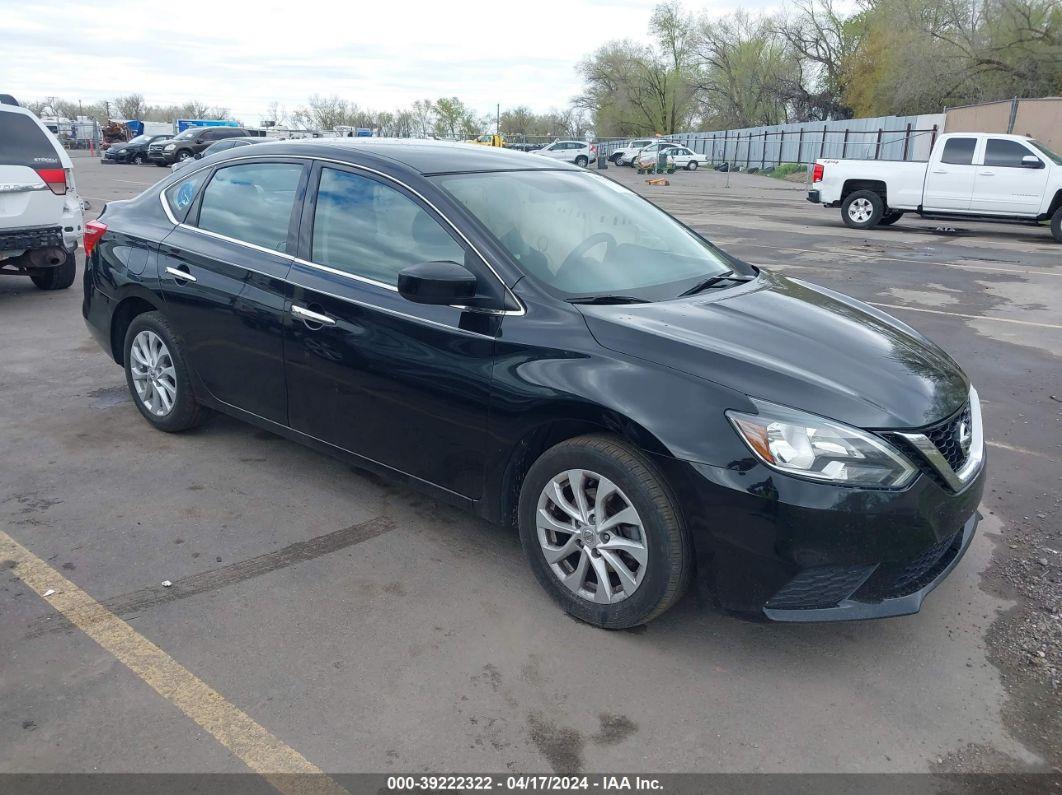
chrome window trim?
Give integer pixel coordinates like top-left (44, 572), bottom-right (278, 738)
top-left (177, 222), bottom-right (294, 260)
top-left (157, 153), bottom-right (525, 316)
top-left (896, 386), bottom-right (984, 492)
top-left (291, 256), bottom-right (396, 292)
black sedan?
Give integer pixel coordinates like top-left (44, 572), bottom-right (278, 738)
top-left (81, 140), bottom-right (985, 628)
top-left (102, 134), bottom-right (170, 164)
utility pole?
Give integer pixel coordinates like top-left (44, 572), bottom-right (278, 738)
top-left (496, 103), bottom-right (500, 135)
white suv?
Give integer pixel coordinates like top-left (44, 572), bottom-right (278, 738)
top-left (535, 140), bottom-right (598, 167)
top-left (0, 97), bottom-right (83, 289)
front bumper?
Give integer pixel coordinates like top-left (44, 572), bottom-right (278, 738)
top-left (652, 450), bottom-right (985, 622)
top-left (148, 150), bottom-right (176, 164)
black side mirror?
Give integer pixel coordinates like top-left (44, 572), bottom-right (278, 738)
top-left (1021, 155), bottom-right (1044, 169)
top-left (398, 261), bottom-right (477, 305)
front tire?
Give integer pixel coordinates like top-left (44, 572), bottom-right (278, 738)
top-left (131, 153), bottom-right (144, 165)
top-left (686, 160), bottom-right (699, 171)
top-left (1051, 207), bottom-right (1062, 243)
top-left (123, 311), bottom-right (209, 432)
top-left (177, 150), bottom-right (193, 162)
top-left (518, 435), bottom-right (691, 629)
top-left (841, 189), bottom-right (884, 229)
top-left (29, 250), bottom-right (76, 290)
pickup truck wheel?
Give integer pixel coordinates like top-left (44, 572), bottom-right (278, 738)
top-left (842, 190), bottom-right (884, 229)
top-left (1051, 207), bottom-right (1062, 243)
top-left (29, 250), bottom-right (76, 290)
top-left (879, 210), bottom-right (904, 226)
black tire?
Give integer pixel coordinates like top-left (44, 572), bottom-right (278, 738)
top-left (1051, 207), bottom-right (1062, 243)
top-left (841, 189), bottom-right (884, 229)
top-left (879, 210), bottom-right (904, 226)
top-left (156, 162), bottom-right (167, 167)
top-left (575, 155), bottom-right (589, 167)
top-left (29, 250), bottom-right (76, 290)
top-left (686, 160), bottom-right (699, 171)
top-left (131, 153), bottom-right (144, 165)
top-left (608, 152), bottom-right (622, 163)
top-left (177, 150), bottom-right (193, 162)
top-left (123, 311), bottom-right (209, 433)
top-left (518, 434), bottom-right (691, 629)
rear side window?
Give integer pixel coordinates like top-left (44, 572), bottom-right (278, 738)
top-left (196, 162), bottom-right (303, 252)
top-left (0, 112), bottom-right (61, 168)
top-left (164, 171), bottom-right (208, 221)
top-left (940, 138), bottom-right (976, 165)
top-left (310, 167), bottom-right (465, 287)
top-left (984, 139), bottom-right (1035, 168)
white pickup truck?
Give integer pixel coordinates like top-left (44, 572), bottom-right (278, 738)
top-left (809, 132), bottom-right (1062, 243)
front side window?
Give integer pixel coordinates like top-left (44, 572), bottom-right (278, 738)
top-left (984, 139), bottom-right (1036, 168)
top-left (940, 138), bottom-right (976, 165)
top-left (196, 162), bottom-right (302, 251)
top-left (434, 170), bottom-right (732, 300)
top-left (164, 170), bottom-right (208, 220)
top-left (311, 167), bottom-right (465, 287)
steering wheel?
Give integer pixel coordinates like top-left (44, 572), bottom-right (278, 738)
top-left (557, 233), bottom-right (617, 281)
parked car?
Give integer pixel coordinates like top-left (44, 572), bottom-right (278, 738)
top-left (103, 134), bottom-right (171, 165)
top-left (535, 140), bottom-right (597, 167)
top-left (610, 138), bottom-right (656, 164)
top-left (170, 136), bottom-right (269, 171)
top-left (83, 139), bottom-right (985, 628)
top-left (809, 132), bottom-right (1062, 242)
top-left (634, 144), bottom-right (705, 172)
top-left (0, 99), bottom-right (83, 290)
top-left (618, 139), bottom-right (677, 166)
top-left (148, 127), bottom-right (261, 166)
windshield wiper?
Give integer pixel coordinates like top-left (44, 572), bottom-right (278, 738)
top-left (678, 271), bottom-right (737, 297)
top-left (567, 295), bottom-right (651, 305)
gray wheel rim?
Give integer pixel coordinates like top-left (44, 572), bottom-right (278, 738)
top-left (536, 469), bottom-right (648, 604)
top-left (130, 330), bottom-right (176, 417)
top-left (848, 197), bottom-right (874, 223)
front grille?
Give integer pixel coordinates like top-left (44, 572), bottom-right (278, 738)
top-left (924, 403), bottom-right (972, 471)
top-left (765, 564), bottom-right (877, 610)
top-left (0, 225), bottom-right (64, 252)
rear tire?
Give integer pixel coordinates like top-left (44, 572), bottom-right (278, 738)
top-left (575, 155), bottom-right (589, 167)
top-left (518, 434), bottom-right (691, 629)
top-left (879, 210), bottom-right (904, 226)
top-left (29, 250), bottom-right (76, 290)
top-left (123, 311), bottom-right (209, 433)
top-left (841, 189), bottom-right (884, 229)
top-left (1051, 207), bottom-right (1062, 243)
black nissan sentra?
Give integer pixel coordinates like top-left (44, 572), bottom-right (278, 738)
top-left (82, 139), bottom-right (985, 628)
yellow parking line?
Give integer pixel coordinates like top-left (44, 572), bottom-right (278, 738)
top-left (0, 530), bottom-right (347, 795)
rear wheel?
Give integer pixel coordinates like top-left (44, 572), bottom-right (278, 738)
top-left (841, 190), bottom-right (884, 229)
top-left (518, 435), bottom-right (691, 629)
top-left (29, 250), bottom-right (76, 290)
top-left (123, 311), bottom-right (209, 432)
top-left (575, 155), bottom-right (589, 167)
top-left (879, 210), bottom-right (904, 226)
top-left (1051, 207), bottom-right (1062, 243)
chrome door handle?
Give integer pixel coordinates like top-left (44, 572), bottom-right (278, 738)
top-left (165, 266), bottom-right (196, 283)
top-left (292, 304), bottom-right (336, 326)
top-left (979, 171), bottom-right (994, 176)
top-left (931, 169), bottom-right (948, 174)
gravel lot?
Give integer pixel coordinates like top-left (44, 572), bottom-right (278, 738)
top-left (1, 154), bottom-right (1059, 781)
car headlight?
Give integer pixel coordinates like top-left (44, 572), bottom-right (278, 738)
top-left (164, 143), bottom-right (176, 151)
top-left (727, 400), bottom-right (917, 488)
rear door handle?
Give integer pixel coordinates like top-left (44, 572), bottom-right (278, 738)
top-left (164, 265), bottom-right (196, 283)
top-left (292, 304), bottom-right (336, 326)
top-left (979, 171), bottom-right (994, 176)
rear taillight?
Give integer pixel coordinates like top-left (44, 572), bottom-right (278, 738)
top-left (84, 220), bottom-right (107, 258)
top-left (812, 163), bottom-right (824, 183)
top-left (35, 167), bottom-right (68, 195)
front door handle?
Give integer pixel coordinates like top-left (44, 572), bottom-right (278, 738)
top-left (292, 304), bottom-right (336, 327)
top-left (931, 169), bottom-right (948, 174)
top-left (165, 265), bottom-right (196, 283)
top-left (979, 171), bottom-right (995, 176)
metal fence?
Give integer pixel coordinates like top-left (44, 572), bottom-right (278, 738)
top-left (597, 113), bottom-right (947, 168)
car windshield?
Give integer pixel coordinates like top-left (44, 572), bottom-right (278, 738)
top-left (174, 129), bottom-right (200, 140)
top-left (433, 170), bottom-right (733, 300)
top-left (127, 135), bottom-right (151, 145)
top-left (1030, 140), bottom-right (1062, 165)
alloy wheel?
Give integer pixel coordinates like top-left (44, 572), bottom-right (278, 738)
top-left (129, 330), bottom-right (177, 417)
top-left (848, 197), bottom-right (874, 223)
top-left (536, 469), bottom-right (648, 604)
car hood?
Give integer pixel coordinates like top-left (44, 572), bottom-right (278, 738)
top-left (578, 271), bottom-right (968, 430)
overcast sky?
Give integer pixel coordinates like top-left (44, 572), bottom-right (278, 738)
top-left (4, 0), bottom-right (785, 125)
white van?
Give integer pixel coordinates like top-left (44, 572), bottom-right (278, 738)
top-left (0, 96), bottom-right (83, 289)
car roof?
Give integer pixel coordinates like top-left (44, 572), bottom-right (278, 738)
top-left (242, 138), bottom-right (581, 175)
